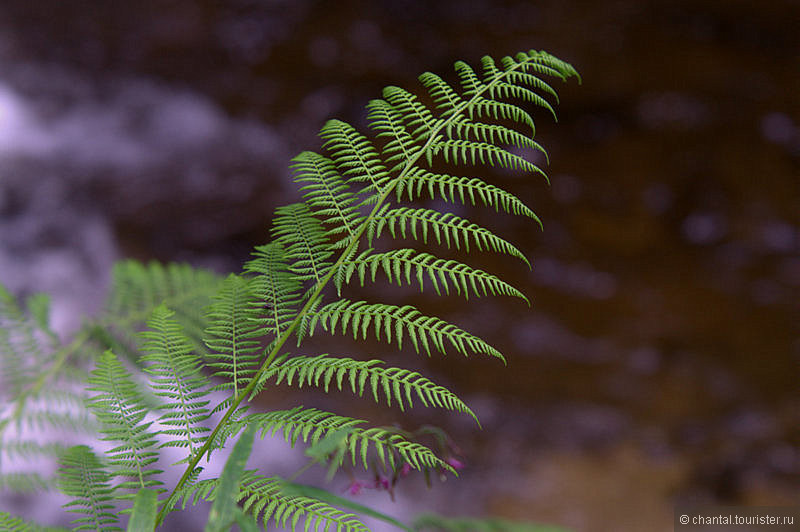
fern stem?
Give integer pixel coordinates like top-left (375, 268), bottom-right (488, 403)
top-left (156, 53), bottom-right (544, 528)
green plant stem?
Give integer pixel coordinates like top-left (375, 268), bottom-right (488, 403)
top-left (155, 55), bottom-right (539, 529)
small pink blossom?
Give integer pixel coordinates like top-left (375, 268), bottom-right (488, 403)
top-left (345, 480), bottom-right (366, 496)
top-left (399, 462), bottom-right (412, 478)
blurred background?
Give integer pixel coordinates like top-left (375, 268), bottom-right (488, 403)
top-left (0, 0), bottom-right (797, 530)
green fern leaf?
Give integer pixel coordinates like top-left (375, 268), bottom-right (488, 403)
top-left (336, 248), bottom-right (528, 303)
top-left (204, 274), bottom-right (263, 403)
top-left (155, 49), bottom-right (578, 521)
top-left (176, 471), bottom-right (369, 532)
top-left (309, 299), bottom-right (505, 361)
top-left (139, 305), bottom-right (211, 462)
top-left (263, 354), bottom-right (478, 423)
top-left (320, 119), bottom-right (393, 199)
top-left (368, 205), bottom-right (530, 267)
top-left (366, 98), bottom-right (421, 172)
top-left (271, 203), bottom-right (334, 287)
top-left (86, 350), bottom-right (162, 493)
top-left (245, 243), bottom-right (303, 341)
top-left (291, 151), bottom-right (364, 246)
top-left (221, 407), bottom-right (449, 473)
top-left (57, 445), bottom-right (121, 531)
top-left (397, 167), bottom-right (542, 227)
top-left (0, 512), bottom-right (68, 532)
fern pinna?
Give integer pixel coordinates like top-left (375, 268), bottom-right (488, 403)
top-left (0, 49), bottom-right (577, 531)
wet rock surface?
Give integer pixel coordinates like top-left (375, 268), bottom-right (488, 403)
top-left (0, 1), bottom-right (797, 530)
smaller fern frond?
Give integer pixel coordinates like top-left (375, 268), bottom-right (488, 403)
top-left (139, 305), bottom-right (211, 462)
top-left (204, 274), bottom-right (263, 404)
top-left (368, 206), bottom-right (530, 267)
top-left (271, 203), bottom-right (334, 287)
top-left (335, 248), bottom-right (528, 303)
top-left (264, 354), bottom-right (478, 423)
top-left (57, 445), bottom-right (120, 532)
top-left (0, 285), bottom-right (51, 397)
top-left (309, 299), bottom-right (505, 362)
top-left (97, 261), bottom-right (221, 361)
top-left (0, 286), bottom-right (94, 493)
top-left (86, 350), bottom-right (162, 493)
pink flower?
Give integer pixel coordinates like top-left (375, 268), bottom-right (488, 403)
top-left (345, 480), bottom-right (366, 496)
top-left (399, 462), bottom-right (412, 478)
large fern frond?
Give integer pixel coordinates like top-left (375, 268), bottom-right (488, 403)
top-left (155, 50), bottom-right (578, 524)
top-left (57, 445), bottom-right (120, 531)
top-left (309, 299), bottom-right (504, 361)
top-left (139, 305), bottom-right (211, 462)
top-left (86, 350), bottom-right (162, 493)
top-left (266, 354), bottom-right (478, 422)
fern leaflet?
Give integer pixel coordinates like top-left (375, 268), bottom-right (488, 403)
top-left (264, 354), bottom-right (478, 422)
top-left (86, 350), bottom-right (162, 493)
top-left (271, 203), bottom-right (334, 288)
top-left (335, 248), bottom-right (528, 302)
top-left (57, 445), bottom-right (120, 531)
top-left (175, 471), bottom-right (369, 532)
top-left (309, 299), bottom-right (505, 361)
top-left (204, 274), bottom-right (263, 406)
top-left (139, 305), bottom-right (211, 462)
top-left (367, 205), bottom-right (530, 266)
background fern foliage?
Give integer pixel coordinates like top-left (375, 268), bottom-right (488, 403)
top-left (0, 49), bottom-right (577, 531)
